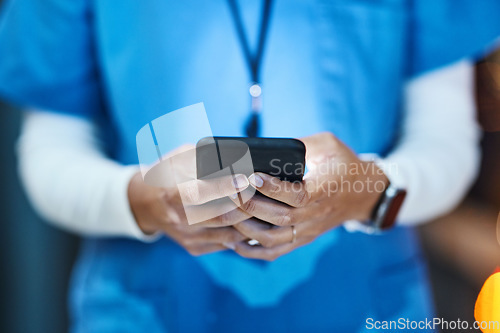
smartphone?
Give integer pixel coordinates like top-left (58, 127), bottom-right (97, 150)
top-left (196, 137), bottom-right (306, 182)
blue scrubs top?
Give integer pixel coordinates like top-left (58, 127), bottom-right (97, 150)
top-left (1, 0), bottom-right (499, 332)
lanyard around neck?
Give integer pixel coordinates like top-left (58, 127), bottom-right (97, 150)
top-left (227, 0), bottom-right (274, 137)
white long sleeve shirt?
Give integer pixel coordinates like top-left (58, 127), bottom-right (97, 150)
top-left (16, 60), bottom-right (480, 241)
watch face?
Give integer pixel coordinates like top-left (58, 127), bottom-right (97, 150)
top-left (380, 189), bottom-right (407, 230)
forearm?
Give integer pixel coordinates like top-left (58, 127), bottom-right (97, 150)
top-left (17, 111), bottom-right (156, 241)
top-left (379, 60), bottom-right (480, 225)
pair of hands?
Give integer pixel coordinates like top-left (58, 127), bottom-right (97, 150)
top-left (128, 132), bottom-right (388, 261)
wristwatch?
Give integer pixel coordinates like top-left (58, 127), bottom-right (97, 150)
top-left (367, 182), bottom-right (407, 231)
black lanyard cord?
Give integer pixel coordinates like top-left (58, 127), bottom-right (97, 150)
top-left (227, 0), bottom-right (274, 136)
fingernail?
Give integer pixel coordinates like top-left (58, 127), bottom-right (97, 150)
top-left (248, 174), bottom-right (264, 188)
top-left (247, 239), bottom-right (260, 246)
top-left (232, 174), bottom-right (249, 190)
top-left (223, 242), bottom-right (235, 250)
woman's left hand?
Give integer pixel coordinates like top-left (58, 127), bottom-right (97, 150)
top-left (228, 132), bottom-right (389, 261)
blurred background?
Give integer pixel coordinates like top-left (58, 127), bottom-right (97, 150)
top-left (418, 49), bottom-right (500, 331)
top-left (0, 4), bottom-right (499, 333)
top-left (0, 100), bottom-right (79, 332)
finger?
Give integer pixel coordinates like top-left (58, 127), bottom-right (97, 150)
top-left (184, 243), bottom-right (227, 256)
top-left (231, 194), bottom-right (309, 227)
top-left (190, 226), bottom-right (248, 245)
top-left (233, 219), bottom-right (293, 248)
top-left (236, 218), bottom-right (321, 248)
top-left (248, 172), bottom-right (317, 207)
top-left (183, 196), bottom-right (243, 225)
top-left (232, 239), bottom-right (306, 261)
top-left (177, 174), bottom-right (249, 205)
top-left (195, 207), bottom-right (252, 227)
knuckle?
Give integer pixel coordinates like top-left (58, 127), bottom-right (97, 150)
top-left (321, 131), bottom-right (336, 141)
top-left (267, 178), bottom-right (281, 194)
top-left (218, 212), bottom-right (233, 226)
top-left (206, 215), bottom-right (224, 227)
top-left (276, 210), bottom-right (293, 226)
top-left (293, 190), bottom-right (310, 207)
top-left (242, 199), bottom-right (258, 214)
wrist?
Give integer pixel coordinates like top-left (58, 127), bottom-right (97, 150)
top-left (109, 165), bottom-right (161, 242)
top-left (128, 171), bottom-right (164, 235)
top-left (358, 161), bottom-right (390, 221)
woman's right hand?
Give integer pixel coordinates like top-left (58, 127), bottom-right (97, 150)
top-left (127, 145), bottom-right (252, 256)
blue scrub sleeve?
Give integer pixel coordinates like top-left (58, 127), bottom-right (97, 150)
top-left (409, 0), bottom-right (500, 77)
top-left (0, 0), bottom-right (101, 118)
